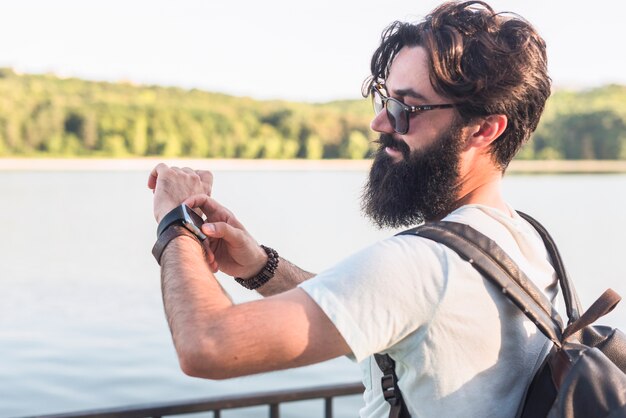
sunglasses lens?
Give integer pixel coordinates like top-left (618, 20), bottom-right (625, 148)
top-left (386, 100), bottom-right (408, 134)
top-left (371, 87), bottom-right (409, 134)
top-left (372, 90), bottom-right (384, 115)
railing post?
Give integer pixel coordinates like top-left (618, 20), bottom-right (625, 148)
top-left (269, 403), bottom-right (280, 418)
top-left (324, 397), bottom-right (333, 418)
top-left (214, 410), bottom-right (221, 418)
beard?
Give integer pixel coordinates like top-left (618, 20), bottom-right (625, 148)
top-left (361, 124), bottom-right (464, 229)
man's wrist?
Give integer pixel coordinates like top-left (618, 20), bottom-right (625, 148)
top-left (152, 225), bottom-right (205, 265)
top-left (234, 245), bottom-right (279, 290)
top-left (155, 202), bottom-right (178, 224)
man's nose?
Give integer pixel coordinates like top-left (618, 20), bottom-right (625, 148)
top-left (370, 110), bottom-right (394, 134)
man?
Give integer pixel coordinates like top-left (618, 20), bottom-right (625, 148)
top-left (148, 1), bottom-right (555, 416)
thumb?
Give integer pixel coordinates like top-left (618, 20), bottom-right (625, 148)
top-left (202, 222), bottom-right (259, 258)
top-left (201, 222), bottom-right (243, 244)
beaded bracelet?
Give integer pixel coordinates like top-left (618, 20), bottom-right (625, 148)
top-left (234, 245), bottom-right (279, 290)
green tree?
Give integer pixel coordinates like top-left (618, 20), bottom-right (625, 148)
top-left (343, 130), bottom-right (370, 159)
top-left (102, 134), bottom-right (128, 157)
top-left (304, 134), bottom-right (324, 159)
top-left (545, 111), bottom-right (625, 159)
top-left (130, 114), bottom-right (148, 156)
top-left (515, 141), bottom-right (535, 160)
top-left (0, 131), bottom-right (6, 156)
top-left (282, 138), bottom-right (300, 159)
top-left (257, 123), bottom-right (283, 158)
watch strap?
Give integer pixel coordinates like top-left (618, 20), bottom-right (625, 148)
top-left (157, 204), bottom-right (206, 240)
top-left (152, 225), bottom-right (203, 265)
top-left (158, 205), bottom-right (186, 237)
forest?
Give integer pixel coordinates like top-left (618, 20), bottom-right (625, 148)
top-left (1, 67), bottom-right (624, 160)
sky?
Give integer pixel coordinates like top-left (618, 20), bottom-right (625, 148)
top-left (1, 0), bottom-right (625, 102)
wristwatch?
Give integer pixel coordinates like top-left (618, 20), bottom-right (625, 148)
top-left (152, 204), bottom-right (207, 264)
top-left (157, 204), bottom-right (207, 240)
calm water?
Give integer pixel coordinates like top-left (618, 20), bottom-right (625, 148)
top-left (1, 169), bottom-right (625, 417)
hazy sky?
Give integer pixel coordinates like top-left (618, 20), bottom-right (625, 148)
top-left (1, 0), bottom-right (624, 102)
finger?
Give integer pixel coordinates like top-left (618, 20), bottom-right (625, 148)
top-left (201, 244), bottom-right (218, 273)
top-left (184, 193), bottom-right (211, 211)
top-left (208, 236), bottom-right (219, 254)
top-left (148, 163), bottom-right (169, 189)
top-left (184, 194), bottom-right (235, 223)
top-left (196, 170), bottom-right (214, 194)
top-left (181, 167), bottom-right (196, 176)
top-left (201, 222), bottom-right (248, 247)
top-left (210, 257), bottom-right (217, 271)
top-left (206, 199), bottom-right (243, 228)
top-left (205, 245), bottom-right (216, 264)
top-left (183, 194), bottom-right (214, 221)
top-left (196, 170), bottom-right (213, 184)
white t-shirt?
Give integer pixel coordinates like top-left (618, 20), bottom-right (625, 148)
top-left (299, 204), bottom-right (558, 418)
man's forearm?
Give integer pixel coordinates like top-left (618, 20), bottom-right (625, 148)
top-left (255, 257), bottom-right (315, 297)
top-left (158, 235), bottom-right (349, 380)
top-left (160, 236), bottom-right (232, 365)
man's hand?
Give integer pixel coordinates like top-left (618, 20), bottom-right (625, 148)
top-left (184, 194), bottom-right (267, 279)
top-left (148, 163), bottom-right (213, 223)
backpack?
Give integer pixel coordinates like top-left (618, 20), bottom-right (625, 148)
top-left (375, 211), bottom-right (626, 418)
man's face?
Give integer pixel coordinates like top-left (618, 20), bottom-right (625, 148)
top-left (362, 46), bottom-right (465, 228)
top-left (370, 46), bottom-right (460, 158)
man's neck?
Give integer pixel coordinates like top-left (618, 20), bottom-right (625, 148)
top-left (453, 169), bottom-right (511, 217)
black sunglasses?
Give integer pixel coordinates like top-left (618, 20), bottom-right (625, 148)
top-left (370, 84), bottom-right (454, 134)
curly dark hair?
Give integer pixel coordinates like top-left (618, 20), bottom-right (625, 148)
top-left (364, 1), bottom-right (551, 170)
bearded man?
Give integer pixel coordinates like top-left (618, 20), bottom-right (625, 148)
top-left (148, 2), bottom-right (554, 417)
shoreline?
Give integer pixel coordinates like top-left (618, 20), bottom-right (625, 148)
top-left (1, 158), bottom-right (626, 173)
top-left (0, 158), bottom-right (372, 172)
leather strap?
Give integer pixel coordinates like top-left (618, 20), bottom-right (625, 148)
top-left (516, 211), bottom-right (583, 323)
top-left (407, 221), bottom-right (565, 345)
top-left (152, 225), bottom-right (203, 265)
top-left (562, 288), bottom-right (621, 339)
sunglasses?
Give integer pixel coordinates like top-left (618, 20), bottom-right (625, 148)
top-left (370, 84), bottom-right (455, 134)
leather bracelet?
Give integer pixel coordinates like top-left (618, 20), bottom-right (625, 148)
top-left (234, 245), bottom-right (279, 290)
top-left (152, 225), bottom-right (204, 265)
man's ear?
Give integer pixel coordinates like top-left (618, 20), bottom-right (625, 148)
top-left (468, 115), bottom-right (508, 148)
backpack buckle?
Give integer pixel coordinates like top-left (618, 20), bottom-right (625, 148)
top-left (381, 373), bottom-right (401, 406)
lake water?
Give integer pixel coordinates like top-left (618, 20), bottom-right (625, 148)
top-left (1, 167), bottom-right (625, 417)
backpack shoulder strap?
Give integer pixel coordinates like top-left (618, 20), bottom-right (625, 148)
top-left (399, 221), bottom-right (564, 345)
top-left (375, 219), bottom-right (566, 418)
top-left (516, 211), bottom-right (583, 323)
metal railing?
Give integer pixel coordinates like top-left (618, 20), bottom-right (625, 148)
top-left (34, 382), bottom-right (365, 418)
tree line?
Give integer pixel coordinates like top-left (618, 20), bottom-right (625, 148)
top-left (1, 68), bottom-right (624, 160)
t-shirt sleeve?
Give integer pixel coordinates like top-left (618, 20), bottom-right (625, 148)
top-left (298, 235), bottom-right (448, 362)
